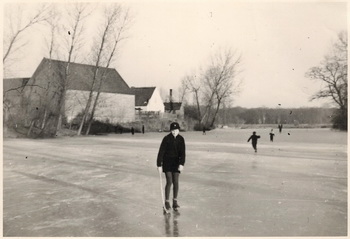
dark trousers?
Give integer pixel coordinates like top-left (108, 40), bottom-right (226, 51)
top-left (252, 143), bottom-right (257, 152)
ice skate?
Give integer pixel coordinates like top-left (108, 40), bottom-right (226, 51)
top-left (173, 199), bottom-right (180, 211)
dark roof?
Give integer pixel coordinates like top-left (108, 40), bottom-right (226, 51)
top-left (131, 87), bottom-right (156, 106)
top-left (3, 78), bottom-right (30, 93)
top-left (164, 102), bottom-right (182, 111)
top-left (32, 58), bottom-right (133, 94)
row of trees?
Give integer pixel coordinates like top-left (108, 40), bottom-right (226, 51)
top-left (3, 3), bottom-right (132, 136)
top-left (185, 106), bottom-right (334, 128)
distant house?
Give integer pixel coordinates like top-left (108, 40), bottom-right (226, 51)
top-left (131, 87), bottom-right (164, 113)
top-left (164, 102), bottom-right (183, 115)
top-left (163, 89), bottom-right (184, 118)
top-left (22, 58), bottom-right (135, 126)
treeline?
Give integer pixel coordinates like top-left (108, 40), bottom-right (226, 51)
top-left (185, 106), bottom-right (335, 128)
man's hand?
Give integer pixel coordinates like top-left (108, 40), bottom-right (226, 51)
top-left (178, 165), bottom-right (184, 172)
top-left (157, 167), bottom-right (162, 173)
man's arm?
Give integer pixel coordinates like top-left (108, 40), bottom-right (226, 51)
top-left (157, 137), bottom-right (167, 167)
top-left (179, 137), bottom-right (186, 166)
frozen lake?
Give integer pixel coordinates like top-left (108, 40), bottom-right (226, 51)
top-left (3, 128), bottom-right (347, 236)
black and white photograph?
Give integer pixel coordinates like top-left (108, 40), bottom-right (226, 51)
top-left (2, 0), bottom-right (347, 237)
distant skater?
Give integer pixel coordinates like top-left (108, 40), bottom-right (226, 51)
top-left (278, 124), bottom-right (283, 133)
top-left (202, 126), bottom-right (206, 135)
top-left (247, 131), bottom-right (260, 153)
top-left (142, 125), bottom-right (145, 134)
top-left (269, 129), bottom-right (275, 142)
top-left (157, 122), bottom-right (186, 211)
top-left (131, 127), bottom-right (135, 135)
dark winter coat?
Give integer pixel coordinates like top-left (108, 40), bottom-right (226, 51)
top-left (157, 133), bottom-right (186, 173)
top-left (247, 135), bottom-right (260, 145)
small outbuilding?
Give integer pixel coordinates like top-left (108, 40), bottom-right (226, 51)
top-left (131, 86), bottom-right (164, 114)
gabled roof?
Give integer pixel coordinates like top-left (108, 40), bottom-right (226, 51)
top-left (164, 102), bottom-right (182, 111)
top-left (3, 78), bottom-right (30, 93)
top-left (32, 58), bottom-right (133, 94)
top-left (131, 87), bottom-right (156, 106)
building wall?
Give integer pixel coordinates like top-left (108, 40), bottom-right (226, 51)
top-left (146, 88), bottom-right (164, 112)
top-left (66, 90), bottom-right (135, 124)
top-left (3, 89), bottom-right (24, 126)
top-left (21, 66), bottom-right (61, 128)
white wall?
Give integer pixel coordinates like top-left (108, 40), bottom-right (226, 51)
top-left (65, 90), bottom-right (135, 123)
top-left (146, 88), bottom-right (164, 112)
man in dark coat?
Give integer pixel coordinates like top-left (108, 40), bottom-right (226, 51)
top-left (269, 129), bottom-right (275, 142)
top-left (157, 122), bottom-right (186, 211)
top-left (247, 131), bottom-right (261, 153)
top-left (278, 124), bottom-right (283, 133)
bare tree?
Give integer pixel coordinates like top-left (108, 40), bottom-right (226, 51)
top-left (178, 76), bottom-right (189, 103)
top-left (77, 4), bottom-right (125, 135)
top-left (44, 7), bottom-right (61, 60)
top-left (201, 48), bottom-right (242, 127)
top-left (39, 7), bottom-right (61, 132)
top-left (3, 4), bottom-right (50, 64)
top-left (85, 5), bottom-right (133, 135)
top-left (181, 73), bottom-right (202, 125)
top-left (3, 3), bottom-right (51, 136)
top-left (333, 31), bottom-right (347, 62)
top-left (306, 31), bottom-right (347, 130)
top-left (56, 3), bottom-right (92, 134)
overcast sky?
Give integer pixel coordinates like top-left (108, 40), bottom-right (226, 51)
top-left (3, 1), bottom-right (347, 108)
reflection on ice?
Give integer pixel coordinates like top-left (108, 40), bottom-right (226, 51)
top-left (164, 211), bottom-right (180, 236)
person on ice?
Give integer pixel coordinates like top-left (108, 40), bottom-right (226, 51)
top-left (278, 124), bottom-right (283, 133)
top-left (269, 129), bottom-right (275, 142)
top-left (157, 122), bottom-right (186, 211)
top-left (247, 131), bottom-right (260, 153)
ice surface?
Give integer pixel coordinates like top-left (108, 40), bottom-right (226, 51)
top-left (3, 128), bottom-right (347, 236)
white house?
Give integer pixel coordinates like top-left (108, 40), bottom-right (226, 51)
top-left (131, 87), bottom-right (164, 113)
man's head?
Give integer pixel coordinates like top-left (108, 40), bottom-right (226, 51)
top-left (253, 131), bottom-right (256, 135)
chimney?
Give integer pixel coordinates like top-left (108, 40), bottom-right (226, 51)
top-left (169, 89), bottom-right (173, 112)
